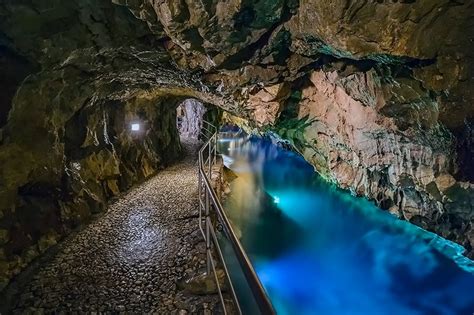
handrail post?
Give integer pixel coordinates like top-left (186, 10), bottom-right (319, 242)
top-left (208, 140), bottom-right (212, 177)
top-left (198, 153), bottom-right (202, 203)
top-left (213, 133), bottom-right (217, 165)
top-left (205, 188), bottom-right (211, 276)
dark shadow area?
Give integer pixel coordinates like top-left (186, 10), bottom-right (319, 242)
top-left (0, 45), bottom-right (37, 128)
top-left (453, 118), bottom-right (474, 182)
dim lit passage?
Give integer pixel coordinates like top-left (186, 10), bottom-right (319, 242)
top-left (1, 138), bottom-right (222, 313)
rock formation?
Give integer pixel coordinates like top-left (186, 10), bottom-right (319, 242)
top-left (177, 99), bottom-right (207, 139)
top-left (1, 0), bottom-right (473, 289)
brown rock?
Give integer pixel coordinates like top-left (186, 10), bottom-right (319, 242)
top-left (247, 83), bottom-right (291, 126)
top-left (435, 174), bottom-right (457, 194)
top-left (180, 269), bottom-right (226, 295)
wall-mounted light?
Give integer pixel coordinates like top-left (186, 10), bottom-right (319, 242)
top-left (131, 123), bottom-right (140, 131)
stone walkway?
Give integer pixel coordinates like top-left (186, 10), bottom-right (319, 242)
top-left (6, 138), bottom-right (220, 314)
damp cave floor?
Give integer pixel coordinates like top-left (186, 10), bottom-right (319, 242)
top-left (4, 138), bottom-right (219, 314)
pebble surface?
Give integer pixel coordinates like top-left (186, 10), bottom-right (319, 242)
top-left (9, 138), bottom-right (220, 314)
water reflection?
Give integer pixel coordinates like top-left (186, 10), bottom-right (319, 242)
top-left (218, 128), bottom-right (474, 315)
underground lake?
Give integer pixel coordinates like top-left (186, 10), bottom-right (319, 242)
top-left (218, 128), bottom-right (474, 315)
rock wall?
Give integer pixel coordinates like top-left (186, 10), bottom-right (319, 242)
top-left (286, 0), bottom-right (474, 129)
top-left (177, 99), bottom-right (206, 139)
top-left (296, 70), bottom-right (473, 257)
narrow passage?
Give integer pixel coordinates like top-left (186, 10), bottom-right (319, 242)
top-left (7, 139), bottom-right (217, 313)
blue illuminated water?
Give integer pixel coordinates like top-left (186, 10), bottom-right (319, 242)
top-left (218, 129), bottom-right (474, 315)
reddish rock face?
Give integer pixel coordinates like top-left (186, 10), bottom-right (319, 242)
top-left (247, 83), bottom-right (290, 126)
top-left (244, 69), bottom-right (473, 257)
top-left (298, 70), bottom-right (449, 205)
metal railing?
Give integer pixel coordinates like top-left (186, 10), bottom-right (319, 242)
top-left (198, 121), bottom-right (275, 315)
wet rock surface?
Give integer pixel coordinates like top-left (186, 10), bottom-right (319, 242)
top-left (3, 139), bottom-right (220, 313)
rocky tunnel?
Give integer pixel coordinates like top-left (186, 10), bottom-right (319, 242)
top-left (0, 0), bottom-right (473, 309)
top-left (0, 45), bottom-right (228, 290)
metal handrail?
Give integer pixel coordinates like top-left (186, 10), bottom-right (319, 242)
top-left (202, 120), bottom-right (217, 133)
top-left (198, 122), bottom-right (275, 315)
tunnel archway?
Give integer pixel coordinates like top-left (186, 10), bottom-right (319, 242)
top-left (176, 99), bottom-right (207, 139)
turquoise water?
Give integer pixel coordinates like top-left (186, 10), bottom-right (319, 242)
top-left (218, 129), bottom-right (474, 315)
